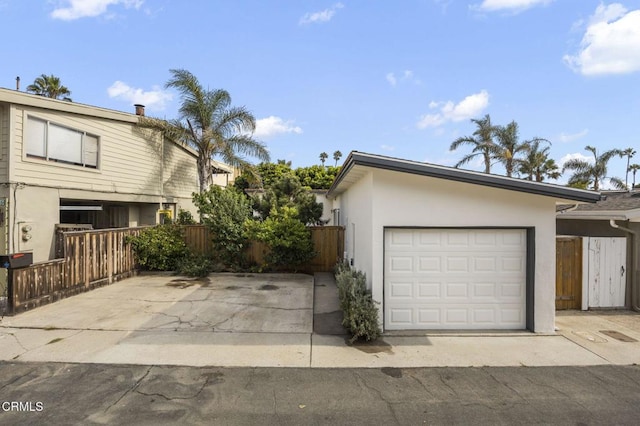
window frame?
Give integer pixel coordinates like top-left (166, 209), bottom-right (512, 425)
top-left (24, 115), bottom-right (100, 170)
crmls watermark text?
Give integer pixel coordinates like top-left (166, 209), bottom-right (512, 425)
top-left (1, 401), bottom-right (44, 412)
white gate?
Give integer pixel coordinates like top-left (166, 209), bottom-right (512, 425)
top-left (582, 237), bottom-right (627, 309)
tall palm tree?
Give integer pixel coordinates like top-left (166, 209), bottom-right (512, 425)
top-left (621, 148), bottom-right (636, 189)
top-left (629, 164), bottom-right (640, 189)
top-left (491, 121), bottom-right (538, 177)
top-left (140, 69), bottom-right (269, 192)
top-left (26, 74), bottom-right (72, 100)
top-left (518, 139), bottom-right (561, 182)
top-left (319, 152), bottom-right (328, 167)
top-left (333, 150), bottom-right (342, 166)
top-left (450, 114), bottom-right (495, 173)
top-left (562, 146), bottom-right (624, 191)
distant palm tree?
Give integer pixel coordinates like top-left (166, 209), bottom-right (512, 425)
top-left (333, 150), bottom-right (342, 166)
top-left (139, 69), bottom-right (269, 192)
top-left (319, 152), bottom-right (328, 167)
top-left (26, 74), bottom-right (72, 100)
top-left (491, 121), bottom-right (539, 177)
top-left (518, 140), bottom-right (560, 182)
top-left (629, 164), bottom-right (640, 189)
top-left (621, 148), bottom-right (636, 189)
top-left (450, 114), bottom-right (496, 173)
top-left (562, 146), bottom-right (624, 191)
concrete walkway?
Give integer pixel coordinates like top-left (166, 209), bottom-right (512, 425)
top-left (0, 272), bottom-right (639, 368)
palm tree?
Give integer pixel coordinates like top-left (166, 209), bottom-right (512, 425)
top-left (450, 114), bottom-right (495, 173)
top-left (621, 148), bottom-right (636, 189)
top-left (26, 74), bottom-right (72, 100)
top-left (562, 146), bottom-right (624, 191)
top-left (491, 121), bottom-right (539, 177)
top-left (319, 152), bottom-right (328, 167)
top-left (140, 69), bottom-right (269, 192)
top-left (333, 150), bottom-right (342, 166)
top-left (518, 140), bottom-right (561, 182)
top-left (629, 164), bottom-right (640, 189)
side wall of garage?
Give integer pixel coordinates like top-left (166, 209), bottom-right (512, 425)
top-left (359, 169), bottom-right (557, 333)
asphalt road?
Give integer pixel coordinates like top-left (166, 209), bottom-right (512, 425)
top-left (1, 362), bottom-right (639, 425)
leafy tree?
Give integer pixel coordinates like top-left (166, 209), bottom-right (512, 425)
top-left (517, 139), bottom-right (560, 182)
top-left (562, 146), bottom-right (625, 190)
top-left (622, 148), bottom-right (636, 189)
top-left (295, 165), bottom-right (340, 189)
top-left (252, 174), bottom-right (324, 225)
top-left (450, 114), bottom-right (496, 173)
top-left (333, 150), bottom-right (343, 166)
top-left (140, 69), bottom-right (269, 192)
top-left (193, 185), bottom-right (252, 266)
top-left (628, 164), bottom-right (640, 189)
top-left (244, 206), bottom-right (315, 271)
top-left (319, 152), bottom-right (328, 166)
top-left (26, 74), bottom-right (71, 100)
top-left (491, 121), bottom-right (539, 177)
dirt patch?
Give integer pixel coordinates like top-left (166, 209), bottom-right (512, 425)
top-left (600, 330), bottom-right (638, 342)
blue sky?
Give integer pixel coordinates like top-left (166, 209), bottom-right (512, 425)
top-left (1, 0), bottom-right (639, 186)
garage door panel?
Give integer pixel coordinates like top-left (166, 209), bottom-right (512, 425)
top-left (385, 228), bottom-right (526, 330)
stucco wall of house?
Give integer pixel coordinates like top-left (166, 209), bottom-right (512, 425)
top-left (335, 171), bottom-right (374, 284)
top-left (339, 168), bottom-right (558, 333)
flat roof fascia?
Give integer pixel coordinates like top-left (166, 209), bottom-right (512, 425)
top-left (328, 151), bottom-right (601, 204)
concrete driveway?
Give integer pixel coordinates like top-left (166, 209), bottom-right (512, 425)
top-left (1, 272), bottom-right (640, 368)
top-left (0, 273), bottom-right (314, 367)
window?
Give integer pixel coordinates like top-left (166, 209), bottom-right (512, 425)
top-left (25, 116), bottom-right (99, 168)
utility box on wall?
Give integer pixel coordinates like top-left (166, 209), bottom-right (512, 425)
top-left (18, 222), bottom-right (35, 252)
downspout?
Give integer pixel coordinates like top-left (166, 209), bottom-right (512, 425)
top-left (609, 220), bottom-right (639, 311)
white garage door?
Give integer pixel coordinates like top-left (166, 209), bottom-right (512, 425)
top-left (384, 228), bottom-right (527, 330)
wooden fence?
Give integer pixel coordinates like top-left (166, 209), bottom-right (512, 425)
top-left (183, 225), bottom-right (345, 273)
top-left (7, 224), bottom-right (344, 314)
top-left (8, 227), bottom-right (144, 314)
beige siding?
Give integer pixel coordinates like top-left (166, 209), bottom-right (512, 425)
top-left (0, 104), bottom-right (9, 181)
top-left (11, 106), bottom-right (164, 196)
top-left (162, 139), bottom-right (198, 198)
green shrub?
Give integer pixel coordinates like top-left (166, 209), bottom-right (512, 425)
top-left (193, 186), bottom-right (252, 267)
top-left (335, 263), bottom-right (381, 343)
top-left (244, 206), bottom-right (315, 271)
top-left (176, 209), bottom-right (196, 225)
top-left (177, 254), bottom-right (214, 277)
top-left (127, 225), bottom-right (189, 271)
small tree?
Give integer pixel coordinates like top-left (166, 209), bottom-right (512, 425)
top-left (193, 186), bottom-right (252, 266)
top-left (252, 175), bottom-right (324, 225)
top-left (127, 225), bottom-right (189, 271)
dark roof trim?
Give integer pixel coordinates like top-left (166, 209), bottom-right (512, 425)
top-left (327, 151), bottom-right (601, 203)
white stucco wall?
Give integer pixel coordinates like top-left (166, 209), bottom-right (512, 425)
top-left (340, 168), bottom-right (558, 333)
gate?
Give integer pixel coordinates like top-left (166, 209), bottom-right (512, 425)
top-left (556, 237), bottom-right (582, 310)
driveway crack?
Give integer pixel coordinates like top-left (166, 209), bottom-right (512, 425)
top-left (105, 365), bottom-right (153, 412)
top-left (354, 371), bottom-right (401, 425)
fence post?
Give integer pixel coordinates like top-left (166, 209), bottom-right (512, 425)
top-left (107, 231), bottom-right (113, 283)
top-left (84, 232), bottom-right (90, 289)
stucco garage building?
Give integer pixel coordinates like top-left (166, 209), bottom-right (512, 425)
top-left (327, 152), bottom-right (601, 333)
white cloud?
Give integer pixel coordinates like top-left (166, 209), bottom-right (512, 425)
top-left (564, 4), bottom-right (640, 75)
top-left (107, 81), bottom-right (172, 111)
top-left (299, 3), bottom-right (344, 25)
top-left (557, 129), bottom-right (589, 143)
top-left (475, 0), bottom-right (553, 13)
top-left (254, 116), bottom-right (303, 139)
top-left (386, 73), bottom-right (397, 87)
top-left (51, 0), bottom-right (143, 20)
top-left (387, 70), bottom-right (421, 87)
top-left (417, 90), bottom-right (490, 129)
top-left (558, 152), bottom-right (593, 168)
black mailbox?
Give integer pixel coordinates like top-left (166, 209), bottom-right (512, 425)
top-left (0, 252), bottom-right (33, 269)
